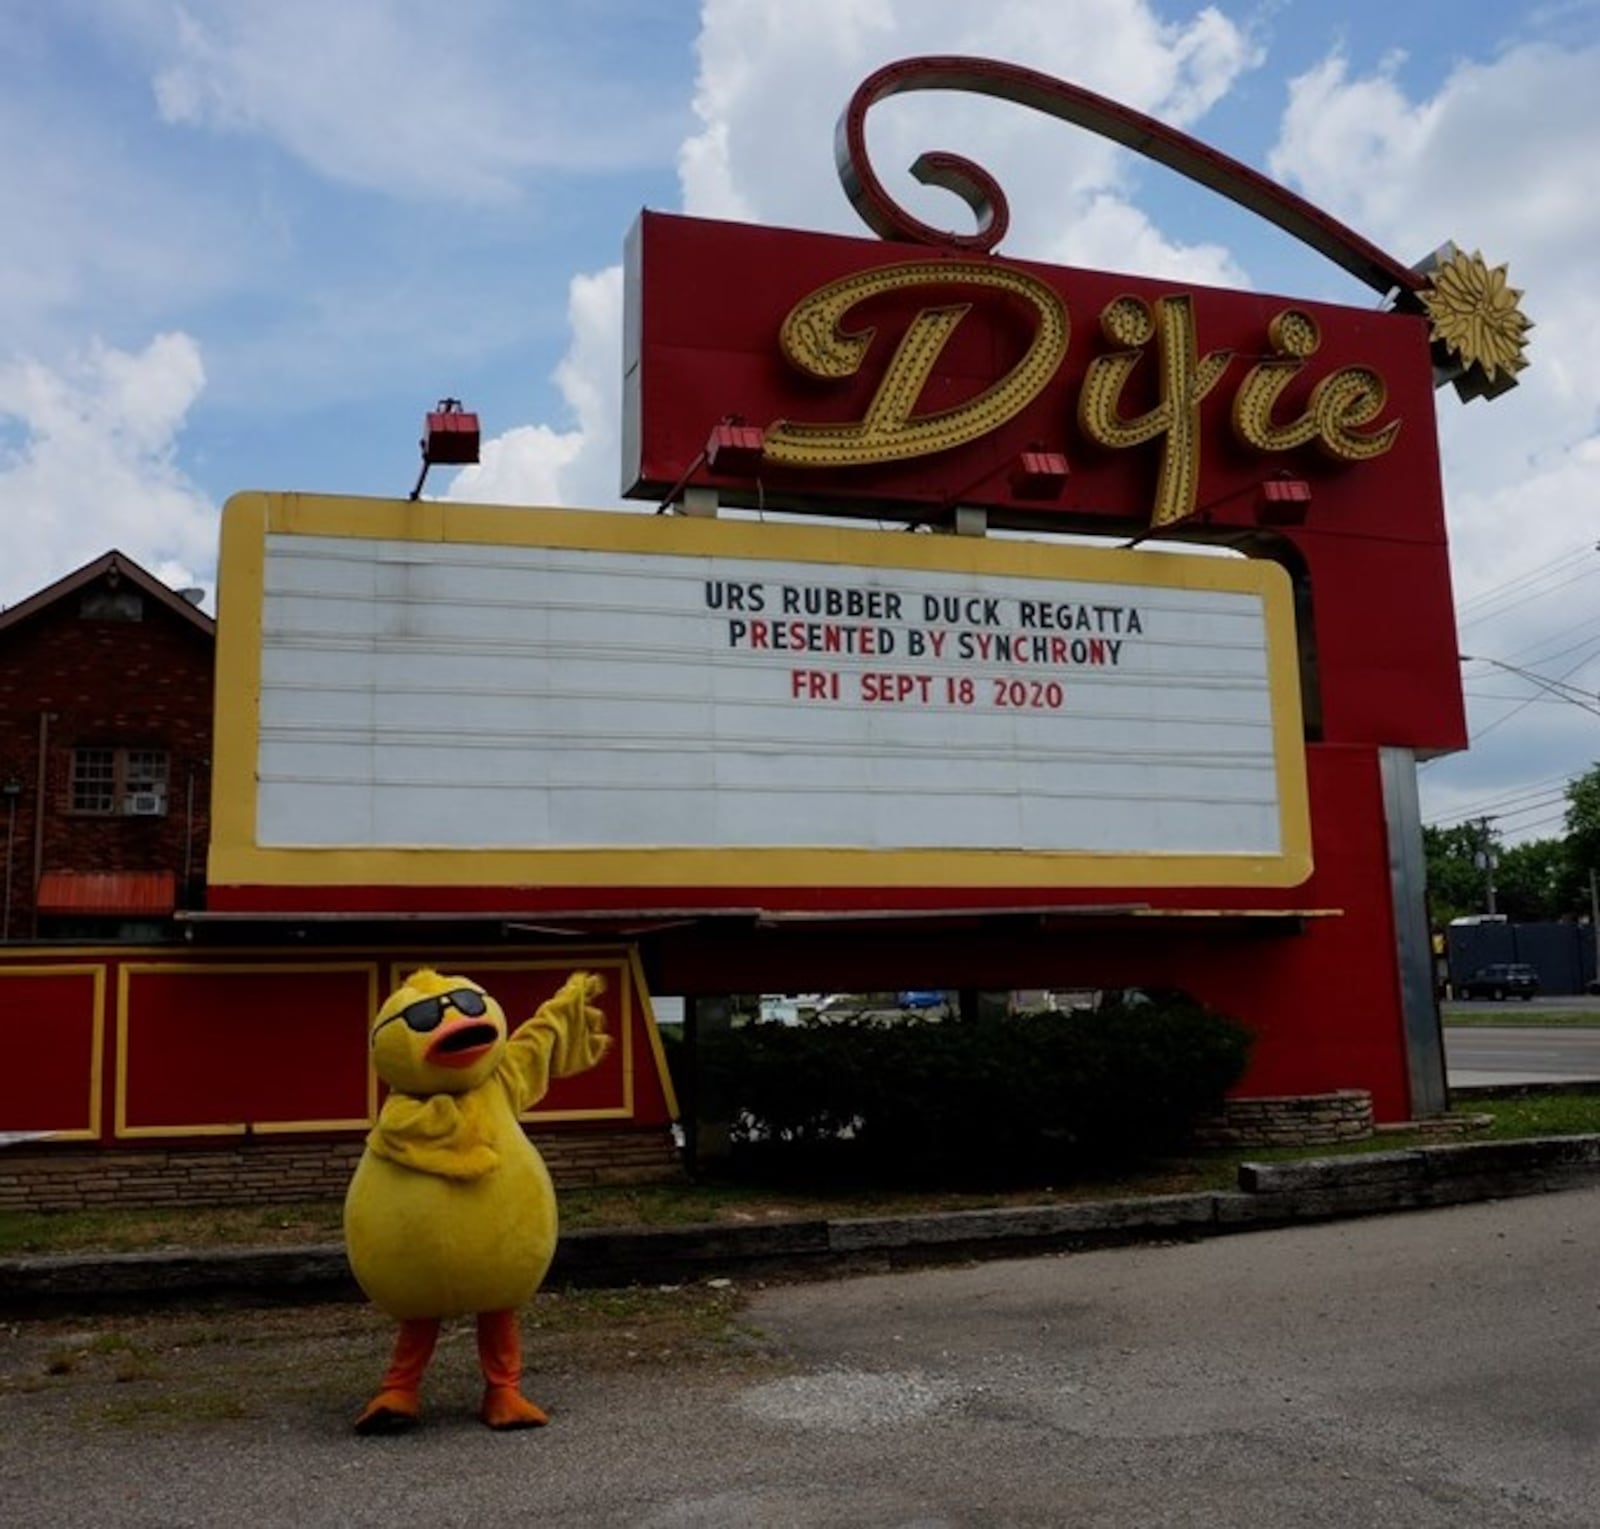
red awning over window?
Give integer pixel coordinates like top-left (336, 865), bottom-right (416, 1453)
top-left (36, 871), bottom-right (178, 916)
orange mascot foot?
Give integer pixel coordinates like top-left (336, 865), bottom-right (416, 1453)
top-left (480, 1385), bottom-right (550, 1430)
top-left (355, 1316), bottom-right (439, 1434)
top-left (354, 1388), bottom-right (422, 1434)
top-left (475, 1308), bottom-right (546, 1429)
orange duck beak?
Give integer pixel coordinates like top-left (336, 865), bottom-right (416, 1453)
top-left (424, 1016), bottom-right (500, 1070)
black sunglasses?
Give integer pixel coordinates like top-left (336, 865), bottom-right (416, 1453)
top-left (374, 987), bottom-right (490, 1038)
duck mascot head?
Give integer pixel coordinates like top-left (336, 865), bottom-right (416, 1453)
top-left (343, 967), bottom-right (609, 1433)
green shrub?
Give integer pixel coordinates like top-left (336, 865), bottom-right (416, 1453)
top-left (694, 995), bottom-right (1252, 1186)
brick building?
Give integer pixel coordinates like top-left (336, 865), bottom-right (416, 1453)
top-left (0, 551), bottom-right (214, 942)
top-left (0, 554), bottom-right (680, 1207)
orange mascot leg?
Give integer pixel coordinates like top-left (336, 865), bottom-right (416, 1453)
top-left (476, 1308), bottom-right (549, 1429)
top-left (354, 1316), bottom-right (441, 1434)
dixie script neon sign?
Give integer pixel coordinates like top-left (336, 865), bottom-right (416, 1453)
top-left (761, 261), bottom-right (1399, 530)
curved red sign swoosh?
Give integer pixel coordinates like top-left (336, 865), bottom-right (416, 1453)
top-left (837, 55), bottom-right (1426, 303)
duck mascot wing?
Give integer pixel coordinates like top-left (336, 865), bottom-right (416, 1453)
top-left (344, 968), bottom-right (610, 1433)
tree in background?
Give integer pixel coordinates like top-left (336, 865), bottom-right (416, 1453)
top-left (1423, 823), bottom-right (1494, 926)
top-left (1425, 763), bottom-right (1600, 927)
top-left (1496, 838), bottom-right (1569, 922)
top-left (1564, 764), bottom-right (1600, 914)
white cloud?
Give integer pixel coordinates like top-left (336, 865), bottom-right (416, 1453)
top-left (1267, 41), bottom-right (1600, 593)
top-left (460, 0), bottom-right (1260, 514)
top-left (680, 0), bottom-right (1263, 265)
top-left (1267, 39), bottom-right (1600, 829)
top-left (443, 423), bottom-right (584, 508)
top-left (1040, 193), bottom-right (1247, 288)
top-left (463, 0), bottom-right (1264, 510)
top-left (139, 0), bottom-right (682, 203)
top-left (1269, 41), bottom-right (1600, 436)
top-left (445, 267), bottom-right (625, 509)
top-left (0, 335), bottom-right (217, 607)
top-left (0, 85), bottom-right (242, 359)
top-left (1271, 45), bottom-right (1600, 272)
top-left (1267, 52), bottom-right (1432, 237)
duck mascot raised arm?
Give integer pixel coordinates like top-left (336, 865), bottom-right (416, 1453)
top-left (344, 967), bottom-right (610, 1434)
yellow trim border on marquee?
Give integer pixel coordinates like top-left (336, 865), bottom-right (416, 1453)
top-left (210, 491), bottom-right (1313, 892)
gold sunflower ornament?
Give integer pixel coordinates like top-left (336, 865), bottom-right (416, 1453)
top-left (1414, 243), bottom-right (1532, 402)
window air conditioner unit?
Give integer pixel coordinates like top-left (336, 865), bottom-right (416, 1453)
top-left (124, 792), bottom-right (167, 817)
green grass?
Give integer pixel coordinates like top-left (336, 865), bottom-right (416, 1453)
top-left (1471, 1092), bottom-right (1600, 1138)
top-left (7, 1092), bottom-right (1600, 1260)
top-left (0, 1201), bottom-right (345, 1257)
top-left (1442, 1005), bottom-right (1600, 1027)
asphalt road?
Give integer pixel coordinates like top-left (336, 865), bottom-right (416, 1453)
top-left (7, 1187), bottom-right (1600, 1526)
top-left (1446, 1025), bottom-right (1600, 1085)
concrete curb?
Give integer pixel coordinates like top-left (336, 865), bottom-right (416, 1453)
top-left (5, 1133), bottom-right (1600, 1315)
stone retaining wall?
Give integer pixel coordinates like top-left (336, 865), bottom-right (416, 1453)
top-left (11, 1135), bottom-right (1600, 1314)
top-left (0, 1129), bottom-right (684, 1213)
top-left (1195, 1089), bottom-right (1374, 1148)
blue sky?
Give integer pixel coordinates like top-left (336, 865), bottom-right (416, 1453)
top-left (3, 0), bottom-right (1598, 846)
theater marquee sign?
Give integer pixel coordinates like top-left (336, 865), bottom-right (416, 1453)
top-left (208, 495), bottom-right (1309, 903)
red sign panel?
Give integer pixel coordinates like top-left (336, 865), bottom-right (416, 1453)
top-left (623, 211), bottom-right (1464, 754)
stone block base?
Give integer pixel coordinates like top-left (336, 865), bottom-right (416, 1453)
top-left (0, 1128), bottom-right (685, 1213)
top-left (1195, 1090), bottom-right (1374, 1149)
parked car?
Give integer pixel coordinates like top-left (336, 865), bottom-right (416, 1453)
top-left (1458, 963), bottom-right (1540, 1001)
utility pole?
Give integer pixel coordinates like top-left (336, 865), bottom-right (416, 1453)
top-left (1590, 867), bottom-right (1599, 979)
top-left (1475, 816), bottom-right (1498, 916)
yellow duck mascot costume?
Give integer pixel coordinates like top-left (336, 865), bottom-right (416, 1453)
top-left (344, 967), bottom-right (609, 1433)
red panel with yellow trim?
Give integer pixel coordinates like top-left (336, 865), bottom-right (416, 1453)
top-left (0, 965), bottom-right (105, 1140)
top-left (0, 945), bottom-right (676, 1149)
top-left (116, 963), bottom-right (379, 1138)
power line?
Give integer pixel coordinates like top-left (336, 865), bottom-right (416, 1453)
top-left (1455, 544), bottom-right (1591, 613)
top-left (1423, 768), bottom-right (1587, 829)
top-left (1457, 563), bottom-right (1600, 631)
top-left (1457, 652), bottom-right (1600, 748)
top-left (1503, 809), bottom-right (1571, 837)
top-left (1495, 791), bottom-right (1575, 823)
top-left (1429, 793), bottom-right (1575, 832)
top-left (1455, 542), bottom-right (1600, 623)
top-left (1463, 689), bottom-right (1596, 705)
top-left (1498, 620), bottom-right (1600, 671)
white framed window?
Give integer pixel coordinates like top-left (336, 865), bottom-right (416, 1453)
top-left (70, 748), bottom-right (169, 816)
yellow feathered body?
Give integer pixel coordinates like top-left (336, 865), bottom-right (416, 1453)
top-left (343, 969), bottom-right (609, 1322)
top-left (344, 1078), bottom-right (558, 1319)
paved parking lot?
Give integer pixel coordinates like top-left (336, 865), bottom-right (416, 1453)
top-left (6, 1187), bottom-right (1600, 1526)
